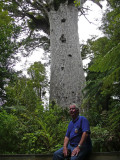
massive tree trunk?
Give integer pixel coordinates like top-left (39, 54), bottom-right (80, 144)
top-left (2, 0), bottom-right (102, 108)
top-left (49, 3), bottom-right (85, 108)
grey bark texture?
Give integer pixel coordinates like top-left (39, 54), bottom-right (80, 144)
top-left (49, 3), bottom-right (85, 108)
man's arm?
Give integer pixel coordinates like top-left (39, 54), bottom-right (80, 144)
top-left (78, 131), bottom-right (89, 146)
top-left (71, 132), bottom-right (89, 156)
top-left (63, 136), bottom-right (69, 157)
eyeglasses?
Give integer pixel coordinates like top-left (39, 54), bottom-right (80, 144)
top-left (69, 107), bottom-right (76, 110)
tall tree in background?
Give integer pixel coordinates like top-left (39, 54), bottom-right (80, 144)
top-left (5, 62), bottom-right (48, 110)
top-left (2, 0), bottom-right (102, 108)
top-left (27, 61), bottom-right (48, 102)
top-left (49, 0), bottom-right (85, 108)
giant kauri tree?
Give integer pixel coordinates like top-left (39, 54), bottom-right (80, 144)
top-left (2, 0), bottom-right (102, 108)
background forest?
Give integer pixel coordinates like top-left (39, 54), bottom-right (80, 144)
top-left (0, 0), bottom-right (120, 154)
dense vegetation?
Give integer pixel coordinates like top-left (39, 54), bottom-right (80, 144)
top-left (0, 104), bottom-right (70, 154)
top-left (0, 2), bottom-right (20, 104)
top-left (81, 0), bottom-right (120, 152)
top-left (0, 0), bottom-right (120, 154)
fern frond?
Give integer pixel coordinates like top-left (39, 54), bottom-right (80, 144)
top-left (102, 67), bottom-right (120, 88)
top-left (90, 43), bottom-right (120, 72)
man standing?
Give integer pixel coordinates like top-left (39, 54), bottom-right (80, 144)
top-left (53, 104), bottom-right (92, 160)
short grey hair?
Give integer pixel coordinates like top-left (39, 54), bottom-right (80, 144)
top-left (69, 103), bottom-right (79, 112)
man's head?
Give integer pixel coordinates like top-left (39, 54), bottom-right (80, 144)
top-left (69, 103), bottom-right (79, 119)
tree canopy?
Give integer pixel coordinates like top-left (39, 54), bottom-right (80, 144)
top-left (1, 0), bottom-right (102, 54)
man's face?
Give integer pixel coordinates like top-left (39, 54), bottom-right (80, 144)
top-left (69, 105), bottom-right (77, 118)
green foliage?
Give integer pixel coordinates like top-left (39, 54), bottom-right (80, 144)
top-left (27, 61), bottom-right (48, 101)
top-left (81, 0), bottom-right (120, 152)
top-left (0, 3), bottom-right (20, 103)
top-left (0, 109), bottom-right (19, 153)
top-left (91, 125), bottom-right (109, 152)
top-left (0, 104), bottom-right (69, 154)
top-left (1, 0), bottom-right (50, 53)
top-left (5, 77), bottom-right (38, 110)
top-left (74, 0), bottom-right (81, 7)
top-left (108, 103), bottom-right (120, 135)
top-left (101, 0), bottom-right (120, 41)
top-left (5, 61), bottom-right (48, 111)
top-left (90, 103), bottom-right (120, 152)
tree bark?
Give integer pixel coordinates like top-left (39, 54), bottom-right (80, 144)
top-left (49, 3), bottom-right (85, 108)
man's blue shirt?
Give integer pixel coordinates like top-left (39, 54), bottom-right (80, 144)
top-left (65, 115), bottom-right (92, 147)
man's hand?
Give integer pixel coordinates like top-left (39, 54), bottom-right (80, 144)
top-left (63, 136), bottom-right (69, 157)
top-left (71, 146), bottom-right (80, 156)
top-left (63, 147), bottom-right (68, 157)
